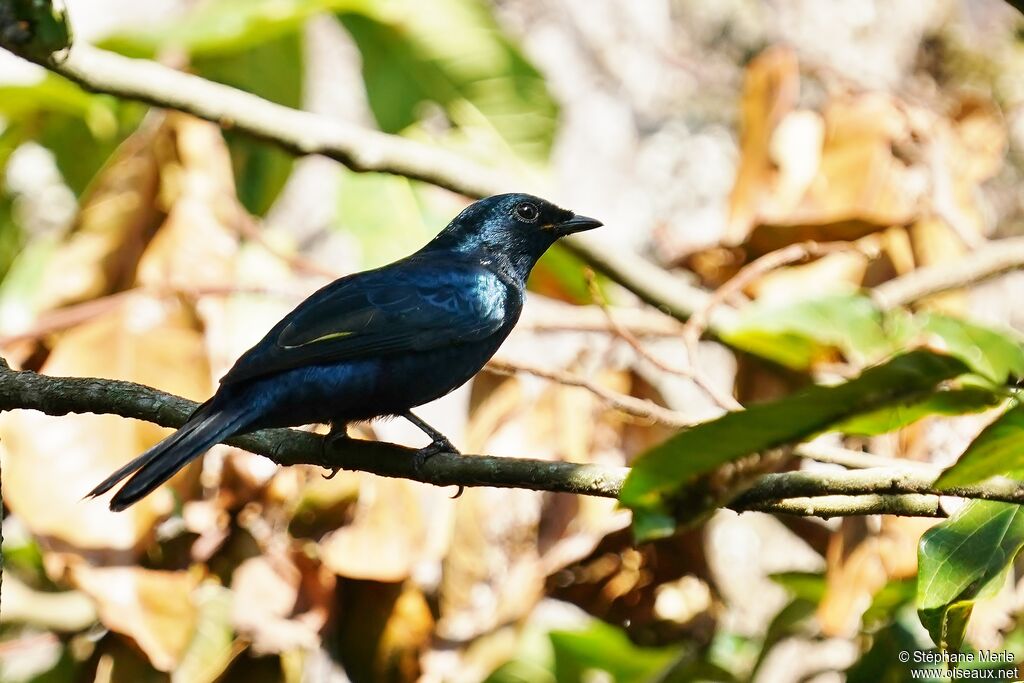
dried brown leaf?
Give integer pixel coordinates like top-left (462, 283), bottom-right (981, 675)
top-left (71, 564), bottom-right (203, 672)
top-left (320, 477), bottom-right (427, 582)
top-left (1, 294), bottom-right (210, 555)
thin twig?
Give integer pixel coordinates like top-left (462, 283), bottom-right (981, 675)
top-left (583, 269), bottom-right (738, 411)
top-left (795, 442), bottom-right (939, 472)
top-left (0, 285), bottom-right (302, 348)
top-left (230, 212), bottom-right (340, 281)
top-left (485, 358), bottom-right (696, 428)
top-left (518, 300), bottom-right (683, 337)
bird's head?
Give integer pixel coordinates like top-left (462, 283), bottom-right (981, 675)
top-left (425, 193), bottom-right (602, 279)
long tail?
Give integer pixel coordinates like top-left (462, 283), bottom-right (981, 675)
top-left (86, 402), bottom-right (251, 512)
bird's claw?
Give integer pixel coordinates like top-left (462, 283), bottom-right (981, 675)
top-left (412, 437), bottom-right (458, 471)
top-left (321, 467), bottom-right (341, 480)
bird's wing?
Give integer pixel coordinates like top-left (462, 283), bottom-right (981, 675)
top-left (220, 260), bottom-right (513, 385)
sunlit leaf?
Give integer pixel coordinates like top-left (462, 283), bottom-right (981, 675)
top-left (98, 0), bottom-right (363, 57)
top-left (549, 621), bottom-right (682, 683)
top-left (621, 350), bottom-right (970, 541)
top-left (0, 75), bottom-right (135, 195)
top-left (917, 500), bottom-right (1024, 652)
top-left (339, 0), bottom-right (557, 163)
top-left (835, 387), bottom-right (1004, 436)
top-left (192, 31), bottom-right (303, 215)
top-left (721, 293), bottom-right (896, 369)
top-left (768, 571), bottom-right (828, 605)
top-left (934, 403), bottom-right (1024, 489)
top-left (920, 313), bottom-right (1024, 385)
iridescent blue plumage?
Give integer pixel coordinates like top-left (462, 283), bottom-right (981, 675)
top-left (88, 193), bottom-right (602, 510)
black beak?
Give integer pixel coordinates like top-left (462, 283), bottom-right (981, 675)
top-left (555, 214), bottom-right (603, 236)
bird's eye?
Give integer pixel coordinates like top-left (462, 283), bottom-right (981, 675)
top-left (514, 202), bottom-right (539, 222)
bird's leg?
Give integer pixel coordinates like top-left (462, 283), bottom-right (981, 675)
top-left (403, 411), bottom-right (460, 463)
top-left (402, 411), bottom-right (465, 497)
top-left (320, 422), bottom-right (352, 479)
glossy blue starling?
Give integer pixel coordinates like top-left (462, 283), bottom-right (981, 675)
top-left (89, 193), bottom-right (602, 510)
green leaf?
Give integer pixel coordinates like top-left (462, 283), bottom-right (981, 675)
top-left (98, 0), bottom-right (363, 57)
top-left (549, 621), bottom-right (681, 683)
top-left (861, 579), bottom-right (917, 632)
top-left (621, 350), bottom-right (970, 541)
top-left (721, 293), bottom-right (896, 370)
top-left (920, 313), bottom-right (1024, 385)
top-left (835, 387), bottom-right (1004, 436)
top-left (0, 75), bottom-right (133, 195)
top-left (768, 571), bottom-right (827, 604)
top-left (192, 30), bottom-right (304, 215)
top-left (934, 403), bottom-right (1024, 489)
top-left (917, 500), bottom-right (1024, 652)
top-left (338, 0), bottom-right (558, 163)
top-left (847, 617), bottom-right (936, 683)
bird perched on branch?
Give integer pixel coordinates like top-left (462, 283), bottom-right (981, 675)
top-left (89, 193), bottom-right (602, 510)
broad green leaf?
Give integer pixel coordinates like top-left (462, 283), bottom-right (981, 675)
top-left (99, 0), bottom-right (364, 57)
top-left (920, 313), bottom-right (1024, 385)
top-left (0, 76), bottom-right (115, 128)
top-left (192, 31), bottom-right (304, 215)
top-left (549, 621), bottom-right (681, 683)
top-left (847, 617), bottom-right (937, 683)
top-left (621, 350), bottom-right (970, 541)
top-left (338, 0), bottom-right (557, 163)
top-left (0, 75), bottom-right (133, 195)
top-left (861, 579), bottom-right (916, 632)
top-left (934, 403), bottom-right (1024, 489)
top-left (768, 571), bottom-right (827, 604)
top-left (835, 387), bottom-right (1004, 437)
top-left (917, 500), bottom-right (1024, 652)
top-left (720, 293), bottom-right (897, 370)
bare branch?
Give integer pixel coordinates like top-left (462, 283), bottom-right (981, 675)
top-left (6, 42), bottom-right (733, 336)
top-left (740, 494), bottom-right (945, 518)
top-left (485, 358), bottom-right (696, 428)
top-left (873, 236), bottom-right (1024, 309)
top-left (0, 361), bottom-right (1018, 520)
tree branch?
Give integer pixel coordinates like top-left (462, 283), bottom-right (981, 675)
top-left (872, 236), bottom-right (1024, 309)
top-left (6, 41), bottom-right (735, 336)
top-left (0, 362), bottom-right (1018, 519)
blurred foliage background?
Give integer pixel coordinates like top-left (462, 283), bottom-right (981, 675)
top-left (7, 1), bottom-right (1024, 682)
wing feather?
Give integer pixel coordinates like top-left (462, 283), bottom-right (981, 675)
top-left (220, 259), bottom-right (513, 385)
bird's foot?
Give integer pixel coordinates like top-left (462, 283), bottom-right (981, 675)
top-left (412, 437), bottom-right (464, 498)
top-left (412, 436), bottom-right (459, 470)
top-left (321, 426), bottom-right (351, 479)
